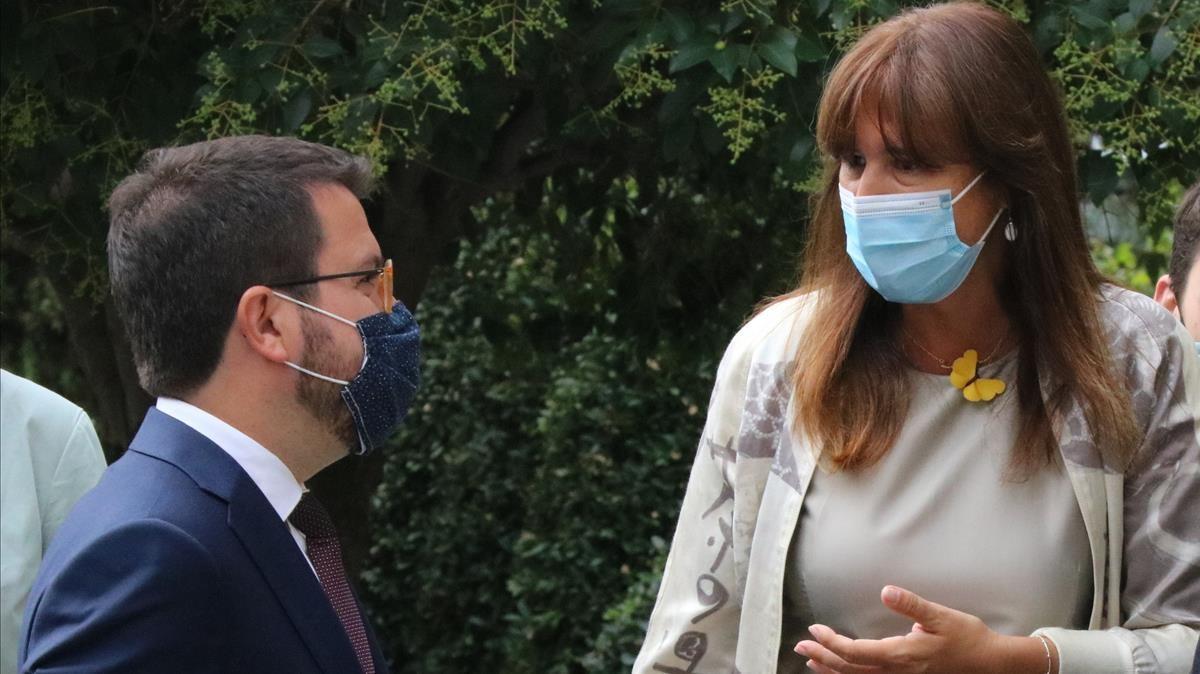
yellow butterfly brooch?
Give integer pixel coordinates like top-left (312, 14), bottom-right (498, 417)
top-left (949, 349), bottom-right (1006, 402)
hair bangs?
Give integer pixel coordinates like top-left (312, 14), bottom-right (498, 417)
top-left (817, 42), bottom-right (886, 162)
top-left (872, 56), bottom-right (970, 169)
top-left (818, 26), bottom-right (970, 169)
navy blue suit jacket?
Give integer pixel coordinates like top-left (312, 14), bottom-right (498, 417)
top-left (18, 408), bottom-right (389, 673)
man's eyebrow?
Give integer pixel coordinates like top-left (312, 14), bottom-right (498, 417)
top-left (356, 253), bottom-right (384, 270)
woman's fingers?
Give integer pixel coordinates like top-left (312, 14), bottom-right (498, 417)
top-left (880, 586), bottom-right (949, 631)
top-left (805, 658), bottom-right (841, 674)
top-left (808, 624), bottom-right (906, 667)
top-left (795, 639), bottom-right (883, 674)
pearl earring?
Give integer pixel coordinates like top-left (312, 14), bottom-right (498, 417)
top-left (1004, 215), bottom-right (1018, 242)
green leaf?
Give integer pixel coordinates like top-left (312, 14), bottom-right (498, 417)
top-left (363, 60), bottom-right (388, 89)
top-left (1033, 12), bottom-right (1064, 52)
top-left (1128, 0), bottom-right (1152, 19)
top-left (246, 44), bottom-right (277, 69)
top-left (871, 0), bottom-right (899, 17)
top-left (670, 38), bottom-right (716, 73)
top-left (302, 36), bottom-right (343, 59)
top-left (811, 0), bottom-right (833, 17)
top-left (1149, 27), bottom-right (1177, 65)
top-left (1113, 12), bottom-right (1137, 34)
top-left (722, 11), bottom-right (748, 35)
top-left (795, 34), bottom-right (826, 63)
top-left (760, 27), bottom-right (799, 76)
top-left (1081, 152), bottom-right (1120, 205)
top-left (662, 9), bottom-right (694, 43)
top-left (788, 136), bottom-right (814, 165)
top-left (728, 43), bottom-right (753, 68)
top-left (658, 74), bottom-right (708, 123)
top-left (1070, 5), bottom-right (1109, 29)
top-left (282, 89), bottom-right (312, 132)
top-left (709, 49), bottom-right (737, 83)
top-left (237, 76), bottom-right (263, 103)
top-left (257, 68), bottom-right (283, 94)
top-left (1126, 57), bottom-right (1151, 82)
top-left (645, 19), bottom-right (672, 44)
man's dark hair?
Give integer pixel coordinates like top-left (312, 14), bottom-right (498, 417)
top-left (107, 135), bottom-right (374, 397)
top-left (1169, 179), bottom-right (1200, 302)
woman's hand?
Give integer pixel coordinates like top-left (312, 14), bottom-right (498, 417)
top-left (792, 586), bottom-right (1056, 674)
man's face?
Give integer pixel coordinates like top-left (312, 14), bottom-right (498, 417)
top-left (1179, 259), bottom-right (1200, 340)
top-left (294, 182), bottom-right (386, 451)
top-left (1155, 252), bottom-right (1200, 341)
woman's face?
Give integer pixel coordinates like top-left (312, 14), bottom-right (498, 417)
top-left (838, 110), bottom-right (1006, 246)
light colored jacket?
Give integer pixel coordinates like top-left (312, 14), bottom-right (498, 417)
top-left (1, 370), bottom-right (106, 674)
top-left (634, 286), bottom-right (1200, 674)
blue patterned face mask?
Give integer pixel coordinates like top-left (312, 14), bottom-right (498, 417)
top-left (840, 172), bottom-right (1002, 304)
top-left (273, 292), bottom-right (421, 455)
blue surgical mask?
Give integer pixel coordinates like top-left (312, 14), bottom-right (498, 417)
top-left (273, 292), bottom-right (421, 455)
top-left (840, 172), bottom-right (1002, 304)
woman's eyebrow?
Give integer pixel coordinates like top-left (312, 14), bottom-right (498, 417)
top-left (886, 145), bottom-right (936, 165)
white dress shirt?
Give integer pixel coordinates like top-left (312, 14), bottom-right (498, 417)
top-left (156, 398), bottom-right (315, 576)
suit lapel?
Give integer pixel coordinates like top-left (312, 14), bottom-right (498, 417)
top-left (226, 480), bottom-right (363, 674)
top-left (130, 409), bottom-right (362, 674)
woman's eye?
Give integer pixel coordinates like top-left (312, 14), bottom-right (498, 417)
top-left (842, 153), bottom-right (866, 170)
top-left (895, 157), bottom-right (920, 172)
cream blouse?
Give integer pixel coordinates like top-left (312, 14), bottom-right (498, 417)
top-left (784, 355), bottom-right (1093, 639)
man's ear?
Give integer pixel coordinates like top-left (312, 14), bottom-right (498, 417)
top-left (236, 286), bottom-right (296, 364)
top-left (1154, 274), bottom-right (1179, 318)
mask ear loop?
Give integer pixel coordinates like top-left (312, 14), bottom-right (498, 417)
top-left (950, 172), bottom-right (1001, 246)
top-left (272, 291), bottom-right (358, 327)
top-left (974, 208), bottom-right (1005, 245)
top-left (283, 361), bottom-right (350, 386)
top-left (271, 290), bottom-right (363, 384)
top-left (950, 171), bottom-right (988, 205)
top-left (923, 205), bottom-right (1006, 297)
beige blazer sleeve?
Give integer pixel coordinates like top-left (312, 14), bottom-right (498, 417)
top-left (632, 319), bottom-right (762, 674)
top-left (1037, 316), bottom-right (1200, 673)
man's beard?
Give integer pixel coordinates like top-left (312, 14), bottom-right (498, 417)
top-left (296, 311), bottom-right (359, 451)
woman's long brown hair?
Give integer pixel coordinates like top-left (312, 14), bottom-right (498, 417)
top-left (782, 2), bottom-right (1138, 475)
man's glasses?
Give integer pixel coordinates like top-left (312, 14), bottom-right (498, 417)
top-left (269, 259), bottom-right (394, 313)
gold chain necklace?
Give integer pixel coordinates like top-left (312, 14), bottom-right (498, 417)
top-left (901, 326), bottom-right (1012, 402)
top-left (901, 326), bottom-right (1009, 371)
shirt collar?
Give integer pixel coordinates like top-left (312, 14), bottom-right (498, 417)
top-left (155, 397), bottom-right (304, 523)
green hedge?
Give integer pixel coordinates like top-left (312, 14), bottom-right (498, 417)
top-left (363, 176), bottom-right (799, 673)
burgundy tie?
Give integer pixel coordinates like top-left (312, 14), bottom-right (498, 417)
top-left (289, 493), bottom-right (376, 674)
